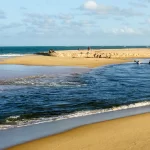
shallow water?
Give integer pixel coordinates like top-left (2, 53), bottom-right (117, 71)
top-left (0, 61), bottom-right (150, 130)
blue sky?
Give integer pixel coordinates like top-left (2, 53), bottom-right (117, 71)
top-left (0, 0), bottom-right (150, 46)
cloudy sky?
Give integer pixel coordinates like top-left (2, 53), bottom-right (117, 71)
top-left (0, 0), bottom-right (150, 46)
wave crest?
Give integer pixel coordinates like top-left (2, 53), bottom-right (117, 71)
top-left (0, 101), bottom-right (150, 130)
top-left (0, 54), bottom-right (24, 57)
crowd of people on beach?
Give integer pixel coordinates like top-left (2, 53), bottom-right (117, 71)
top-left (46, 47), bottom-right (150, 60)
top-left (47, 47), bottom-right (113, 58)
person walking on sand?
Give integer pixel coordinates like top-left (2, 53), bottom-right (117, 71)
top-left (88, 47), bottom-right (90, 51)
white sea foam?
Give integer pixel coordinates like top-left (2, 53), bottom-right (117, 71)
top-left (0, 101), bottom-right (150, 130)
top-left (0, 54), bottom-right (24, 58)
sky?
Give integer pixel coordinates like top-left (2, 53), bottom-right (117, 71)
top-left (0, 0), bottom-right (150, 46)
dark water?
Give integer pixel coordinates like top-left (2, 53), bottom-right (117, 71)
top-left (0, 46), bottom-right (149, 56)
top-left (0, 61), bottom-right (150, 130)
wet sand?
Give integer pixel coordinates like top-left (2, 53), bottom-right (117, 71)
top-left (8, 113), bottom-right (150, 150)
top-left (0, 55), bottom-right (128, 68)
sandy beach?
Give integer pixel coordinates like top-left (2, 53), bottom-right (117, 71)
top-left (0, 55), bottom-right (129, 68)
top-left (2, 0), bottom-right (150, 149)
top-left (8, 113), bottom-right (150, 150)
top-left (51, 48), bottom-right (150, 59)
top-left (1, 48), bottom-right (150, 68)
top-left (1, 48), bottom-right (150, 150)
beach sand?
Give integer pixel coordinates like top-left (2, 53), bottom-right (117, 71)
top-left (0, 55), bottom-right (129, 68)
top-left (8, 113), bottom-right (150, 150)
top-left (2, 49), bottom-right (150, 150)
top-left (51, 49), bottom-right (150, 59)
top-left (1, 49), bottom-right (150, 68)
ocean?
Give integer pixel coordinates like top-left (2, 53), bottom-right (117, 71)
top-left (0, 46), bottom-right (149, 58)
top-left (0, 59), bottom-right (150, 130)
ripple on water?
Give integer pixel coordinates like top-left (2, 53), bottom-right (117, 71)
top-left (0, 62), bottom-right (150, 130)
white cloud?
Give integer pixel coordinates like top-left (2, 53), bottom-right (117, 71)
top-left (22, 12), bottom-right (98, 36)
top-left (58, 14), bottom-right (73, 20)
top-left (80, 0), bottom-right (144, 17)
top-left (105, 26), bottom-right (142, 35)
top-left (83, 0), bottom-right (98, 10)
top-left (69, 20), bottom-right (96, 27)
top-left (81, 1), bottom-right (113, 14)
top-left (57, 14), bottom-right (74, 23)
top-left (23, 13), bottom-right (55, 29)
top-left (21, 13), bottom-right (57, 36)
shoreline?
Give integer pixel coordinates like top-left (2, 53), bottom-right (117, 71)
top-left (6, 110), bottom-right (150, 150)
top-left (1, 49), bottom-right (150, 68)
top-left (0, 54), bottom-right (129, 68)
top-left (1, 49), bottom-right (150, 149)
top-left (1, 105), bottom-right (150, 149)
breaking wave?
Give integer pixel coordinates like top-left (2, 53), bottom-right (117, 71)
top-left (0, 101), bottom-right (150, 130)
top-left (0, 75), bottom-right (86, 87)
top-left (0, 54), bottom-right (24, 58)
top-left (1, 62), bottom-right (150, 131)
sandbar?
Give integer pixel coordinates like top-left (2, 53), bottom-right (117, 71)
top-left (0, 55), bottom-right (129, 68)
top-left (1, 49), bottom-right (150, 68)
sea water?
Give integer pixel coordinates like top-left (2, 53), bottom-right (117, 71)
top-left (0, 60), bottom-right (150, 130)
